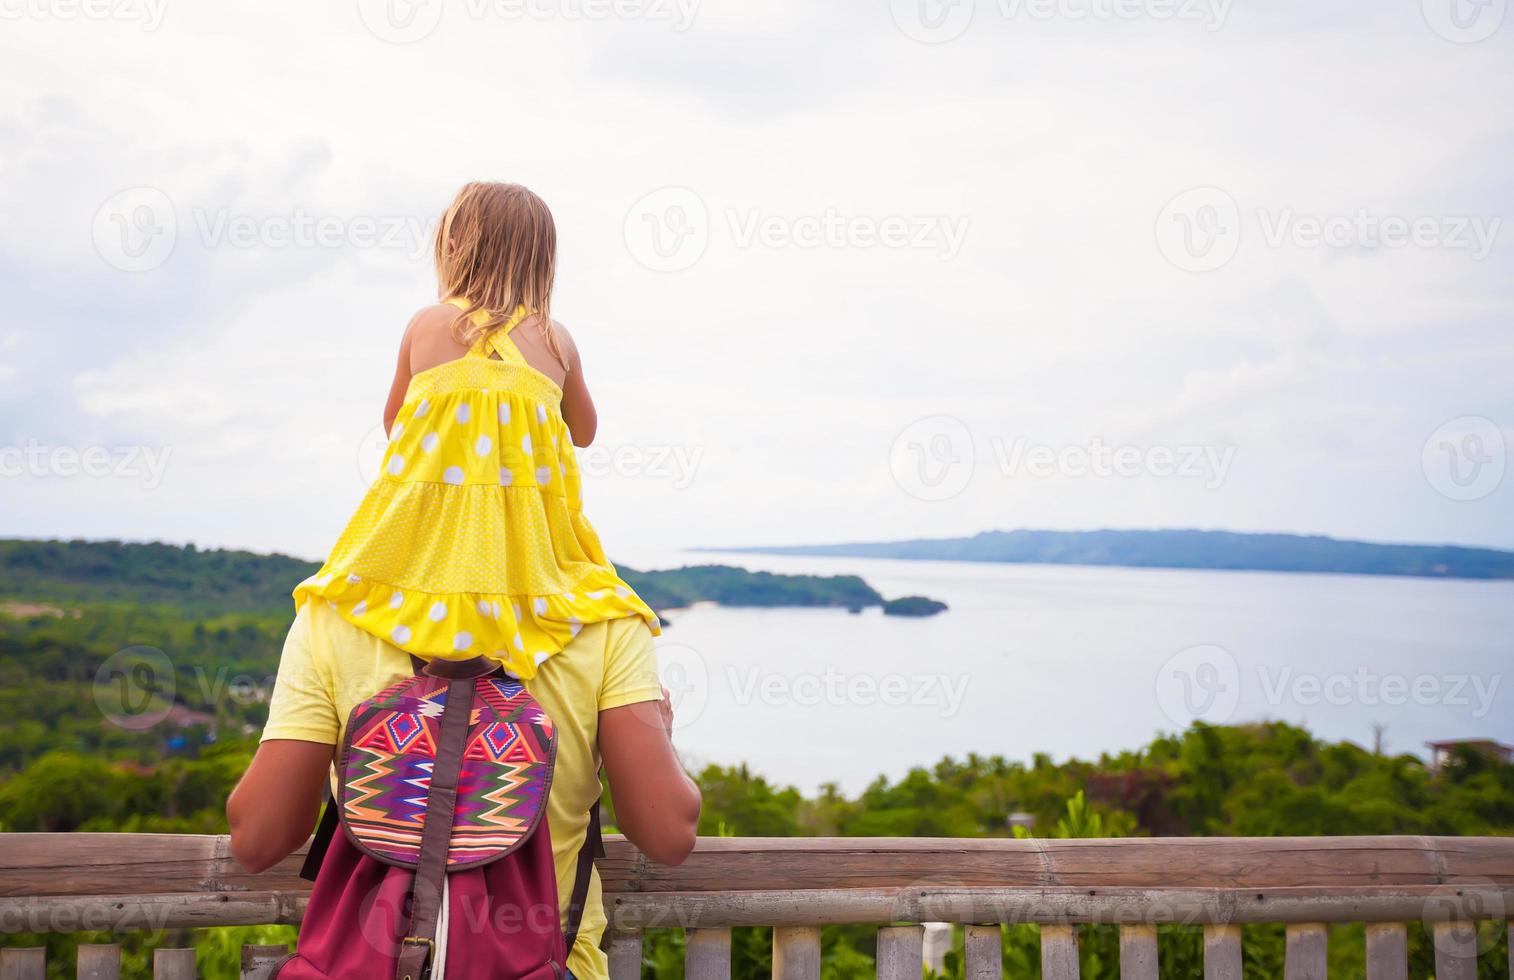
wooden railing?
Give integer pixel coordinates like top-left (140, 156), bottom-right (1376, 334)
top-left (1, 834), bottom-right (1512, 978)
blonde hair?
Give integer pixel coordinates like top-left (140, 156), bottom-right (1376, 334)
top-left (434, 181), bottom-right (564, 367)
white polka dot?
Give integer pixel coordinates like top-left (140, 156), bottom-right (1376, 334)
top-left (475, 435), bottom-right (492, 456)
top-left (422, 433), bottom-right (440, 454)
top-left (512, 603), bottom-right (522, 620)
top-left (521, 433), bottom-right (532, 455)
top-left (476, 599), bottom-right (491, 617)
top-left (387, 455), bottom-right (406, 476)
top-left (443, 466), bottom-right (465, 485)
top-left (453, 631), bottom-right (473, 651)
top-left (491, 601), bottom-right (502, 620)
top-left (456, 404), bottom-right (471, 424)
top-left (533, 651), bottom-right (550, 667)
top-left (570, 622), bottom-right (582, 638)
top-left (536, 404), bottom-right (548, 423)
top-left (392, 625), bottom-right (412, 644)
top-left (498, 467), bottom-right (513, 486)
top-left (390, 591), bottom-right (405, 609)
top-left (562, 592), bottom-right (576, 601)
top-left (391, 423), bottom-right (404, 442)
top-left (315, 573), bottom-right (333, 587)
top-left (587, 589), bottom-right (606, 600)
top-left (615, 586), bottom-right (630, 598)
top-left (533, 597), bottom-right (548, 615)
top-left (415, 399), bottom-right (430, 418)
top-left (429, 601), bottom-right (447, 622)
top-left (498, 403), bottom-right (511, 424)
top-left (513, 634), bottom-right (525, 652)
top-left (353, 600), bottom-right (368, 616)
top-left (535, 466), bottom-right (552, 486)
top-left (347, 573), bottom-right (362, 584)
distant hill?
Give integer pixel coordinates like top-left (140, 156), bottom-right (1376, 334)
top-left (0, 538), bottom-right (319, 614)
top-left (0, 539), bottom-right (890, 616)
top-left (706, 529), bottom-right (1514, 581)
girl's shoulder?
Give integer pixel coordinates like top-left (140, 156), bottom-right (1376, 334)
top-left (405, 303), bottom-right (465, 340)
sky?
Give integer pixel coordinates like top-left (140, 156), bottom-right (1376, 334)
top-left (1, 0), bottom-right (1511, 564)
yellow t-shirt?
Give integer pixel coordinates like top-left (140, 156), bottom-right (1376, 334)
top-left (262, 601), bottom-right (663, 980)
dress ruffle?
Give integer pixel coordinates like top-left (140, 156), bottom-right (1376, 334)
top-left (294, 564), bottom-right (658, 679)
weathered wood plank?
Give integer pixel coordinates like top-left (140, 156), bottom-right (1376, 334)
top-left (5, 834), bottom-right (1512, 898)
top-left (1202, 923), bottom-right (1241, 980)
top-left (1363, 922), bottom-right (1406, 980)
top-left (602, 885), bottom-right (1514, 930)
top-left (0, 891), bottom-right (307, 933)
top-left (76, 943), bottom-right (120, 980)
top-left (1431, 921), bottom-right (1478, 980)
top-left (684, 927), bottom-right (731, 980)
top-left (1041, 924), bottom-right (1079, 980)
top-left (0, 948), bottom-right (45, 980)
top-left (1283, 923), bottom-right (1326, 980)
top-left (877, 925), bottom-right (924, 980)
top-left (1119, 924), bottom-right (1157, 980)
top-left (239, 943), bottom-right (288, 980)
top-left (5, 883), bottom-right (1513, 936)
top-left (772, 926), bottom-right (821, 980)
top-left (606, 931), bottom-right (642, 980)
top-left (963, 924), bottom-right (1000, 980)
top-left (152, 948), bottom-right (197, 980)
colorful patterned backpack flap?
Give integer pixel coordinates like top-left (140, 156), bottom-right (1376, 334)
top-left (337, 660), bottom-right (557, 870)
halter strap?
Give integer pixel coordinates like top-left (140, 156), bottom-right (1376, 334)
top-left (446, 297), bottom-right (534, 366)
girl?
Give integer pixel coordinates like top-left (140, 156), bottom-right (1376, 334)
top-left (228, 182), bottom-right (702, 980)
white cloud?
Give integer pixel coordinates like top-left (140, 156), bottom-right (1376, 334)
top-left (0, 0), bottom-right (1511, 554)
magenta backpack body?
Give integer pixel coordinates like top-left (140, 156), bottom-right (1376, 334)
top-left (273, 656), bottom-right (600, 980)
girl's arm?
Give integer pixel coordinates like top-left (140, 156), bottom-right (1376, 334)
top-left (557, 326), bottom-right (598, 447)
top-left (383, 317), bottom-right (417, 435)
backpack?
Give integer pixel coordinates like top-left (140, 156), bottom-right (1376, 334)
top-left (272, 655), bottom-right (601, 980)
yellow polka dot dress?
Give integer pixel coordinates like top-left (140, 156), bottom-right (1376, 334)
top-left (293, 298), bottom-right (660, 678)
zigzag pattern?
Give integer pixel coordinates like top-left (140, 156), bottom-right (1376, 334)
top-left (340, 670), bottom-right (555, 867)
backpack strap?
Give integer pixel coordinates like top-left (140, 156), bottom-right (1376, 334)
top-left (298, 798), bottom-right (340, 883)
top-left (394, 664), bottom-right (488, 980)
top-left (563, 797), bottom-right (605, 952)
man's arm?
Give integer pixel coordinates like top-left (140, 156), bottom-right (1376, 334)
top-left (599, 690), bottom-right (701, 865)
top-left (226, 739), bottom-right (334, 873)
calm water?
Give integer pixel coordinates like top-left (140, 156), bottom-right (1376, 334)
top-left (617, 548), bottom-right (1514, 794)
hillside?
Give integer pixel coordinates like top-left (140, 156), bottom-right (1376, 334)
top-left (0, 539), bottom-right (891, 616)
top-left (709, 528), bottom-right (1514, 580)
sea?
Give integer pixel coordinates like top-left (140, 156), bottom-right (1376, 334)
top-left (615, 548), bottom-right (1514, 795)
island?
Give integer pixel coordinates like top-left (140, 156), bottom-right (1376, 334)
top-left (881, 595), bottom-right (949, 617)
